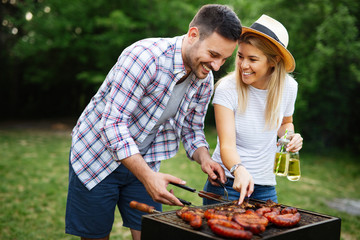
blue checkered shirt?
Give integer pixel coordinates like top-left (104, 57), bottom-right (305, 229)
top-left (70, 36), bottom-right (213, 190)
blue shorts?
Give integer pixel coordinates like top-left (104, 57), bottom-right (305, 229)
top-left (203, 178), bottom-right (277, 205)
top-left (65, 162), bottom-right (162, 238)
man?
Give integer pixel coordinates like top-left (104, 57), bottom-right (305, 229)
top-left (66, 4), bottom-right (242, 240)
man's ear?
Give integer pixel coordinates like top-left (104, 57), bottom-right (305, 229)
top-left (187, 27), bottom-right (200, 44)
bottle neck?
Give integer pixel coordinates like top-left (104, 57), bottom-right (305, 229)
top-left (278, 138), bottom-right (290, 152)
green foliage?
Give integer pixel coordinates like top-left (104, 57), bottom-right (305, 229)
top-left (257, 0), bottom-right (360, 152)
top-left (307, 4), bottom-right (360, 149)
top-left (1, 0), bottom-right (360, 151)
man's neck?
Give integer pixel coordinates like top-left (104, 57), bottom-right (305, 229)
top-left (177, 71), bottom-right (191, 85)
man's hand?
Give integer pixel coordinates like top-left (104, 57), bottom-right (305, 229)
top-left (192, 147), bottom-right (226, 185)
top-left (141, 171), bottom-right (187, 206)
top-left (121, 154), bottom-right (185, 206)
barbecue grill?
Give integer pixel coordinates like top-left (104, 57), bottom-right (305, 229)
top-left (141, 199), bottom-right (341, 240)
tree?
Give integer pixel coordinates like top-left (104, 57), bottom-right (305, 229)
top-left (1, 0), bottom-right (359, 152)
top-left (261, 0), bottom-right (360, 151)
top-left (1, 0), bottom-right (200, 117)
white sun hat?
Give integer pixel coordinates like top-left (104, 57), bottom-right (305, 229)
top-left (241, 14), bottom-right (295, 72)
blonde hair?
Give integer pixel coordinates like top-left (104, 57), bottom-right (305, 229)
top-left (217, 32), bottom-right (288, 130)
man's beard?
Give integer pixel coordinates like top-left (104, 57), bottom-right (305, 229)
top-left (185, 54), bottom-right (211, 80)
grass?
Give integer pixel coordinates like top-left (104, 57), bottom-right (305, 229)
top-left (0, 125), bottom-right (359, 240)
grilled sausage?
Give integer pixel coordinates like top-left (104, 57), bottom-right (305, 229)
top-left (204, 209), bottom-right (231, 220)
top-left (232, 211), bottom-right (268, 234)
top-left (271, 212), bottom-right (301, 227)
top-left (207, 219), bottom-right (243, 230)
top-left (271, 207), bottom-right (281, 215)
top-left (256, 207), bottom-right (272, 216)
top-left (281, 207), bottom-right (298, 214)
top-left (209, 224), bottom-right (253, 239)
top-left (181, 211), bottom-right (203, 229)
top-left (129, 201), bottom-right (155, 214)
top-left (235, 210), bottom-right (269, 226)
top-left (264, 211), bottom-right (278, 222)
top-left (176, 206), bottom-right (189, 218)
top-left (264, 207), bottom-right (281, 221)
top-left (189, 214), bottom-right (203, 229)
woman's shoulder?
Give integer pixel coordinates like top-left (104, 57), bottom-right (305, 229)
top-left (285, 74), bottom-right (298, 90)
top-left (286, 74), bottom-right (298, 85)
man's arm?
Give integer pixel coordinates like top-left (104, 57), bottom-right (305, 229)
top-left (121, 153), bottom-right (185, 206)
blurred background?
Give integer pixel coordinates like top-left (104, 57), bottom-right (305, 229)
top-left (1, 0), bottom-right (360, 153)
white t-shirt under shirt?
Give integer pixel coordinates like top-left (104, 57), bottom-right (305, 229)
top-left (212, 73), bottom-right (298, 186)
top-left (138, 75), bottom-right (191, 155)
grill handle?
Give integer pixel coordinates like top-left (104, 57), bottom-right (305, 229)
top-left (170, 183), bottom-right (196, 192)
top-left (177, 197), bottom-right (192, 206)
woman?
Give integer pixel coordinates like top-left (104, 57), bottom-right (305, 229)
top-left (204, 15), bottom-right (303, 205)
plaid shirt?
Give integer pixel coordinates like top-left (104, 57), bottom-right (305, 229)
top-left (70, 36), bottom-right (214, 190)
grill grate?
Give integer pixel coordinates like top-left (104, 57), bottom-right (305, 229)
top-left (141, 200), bottom-right (341, 240)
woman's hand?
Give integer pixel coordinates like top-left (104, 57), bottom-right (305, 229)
top-left (232, 166), bottom-right (254, 204)
top-left (286, 132), bottom-right (303, 152)
top-left (277, 116), bottom-right (302, 152)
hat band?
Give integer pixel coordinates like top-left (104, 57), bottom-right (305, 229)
top-left (250, 23), bottom-right (285, 47)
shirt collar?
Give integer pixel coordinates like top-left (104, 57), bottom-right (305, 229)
top-left (173, 35), bottom-right (187, 77)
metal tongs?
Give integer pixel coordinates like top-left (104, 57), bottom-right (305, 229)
top-left (170, 183), bottom-right (230, 203)
top-left (216, 178), bottom-right (229, 201)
